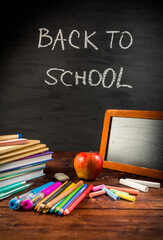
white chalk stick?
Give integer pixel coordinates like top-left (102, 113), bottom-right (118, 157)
top-left (125, 178), bottom-right (160, 188)
top-left (119, 178), bottom-right (148, 192)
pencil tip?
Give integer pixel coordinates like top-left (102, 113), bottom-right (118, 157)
top-left (63, 210), bottom-right (69, 216)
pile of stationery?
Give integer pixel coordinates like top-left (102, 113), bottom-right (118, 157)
top-left (9, 180), bottom-right (92, 215)
top-left (8, 178), bottom-right (160, 216)
top-left (0, 134), bottom-right (53, 199)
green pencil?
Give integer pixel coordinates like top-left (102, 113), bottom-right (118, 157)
top-left (54, 184), bottom-right (84, 213)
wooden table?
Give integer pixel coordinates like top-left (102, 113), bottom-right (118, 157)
top-left (0, 152), bottom-right (163, 240)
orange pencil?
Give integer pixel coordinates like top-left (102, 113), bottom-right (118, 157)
top-left (42, 183), bottom-right (75, 213)
top-left (105, 186), bottom-right (139, 195)
top-left (45, 180), bottom-right (84, 209)
top-left (37, 181), bottom-right (73, 212)
top-left (34, 181), bottom-right (67, 210)
top-left (64, 184), bottom-right (93, 215)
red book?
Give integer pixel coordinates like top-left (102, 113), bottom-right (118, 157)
top-left (63, 184), bottom-right (93, 215)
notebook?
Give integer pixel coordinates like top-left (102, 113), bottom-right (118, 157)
top-left (0, 138), bottom-right (28, 147)
top-left (0, 151), bottom-right (53, 172)
top-left (0, 146), bottom-right (49, 165)
top-left (0, 140), bottom-right (40, 155)
top-left (0, 169), bottom-right (45, 188)
top-left (0, 163), bottom-right (46, 179)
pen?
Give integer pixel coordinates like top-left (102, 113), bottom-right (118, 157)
top-left (9, 182), bottom-right (54, 210)
top-left (22, 182), bottom-right (62, 210)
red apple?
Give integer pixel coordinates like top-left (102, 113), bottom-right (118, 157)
top-left (74, 152), bottom-right (103, 180)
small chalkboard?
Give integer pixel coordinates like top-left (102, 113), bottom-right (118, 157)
top-left (100, 110), bottom-right (163, 179)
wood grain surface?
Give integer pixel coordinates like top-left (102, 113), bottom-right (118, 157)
top-left (0, 151), bottom-right (163, 240)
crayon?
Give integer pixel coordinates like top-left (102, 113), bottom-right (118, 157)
top-left (102, 187), bottom-right (120, 201)
top-left (63, 184), bottom-right (93, 216)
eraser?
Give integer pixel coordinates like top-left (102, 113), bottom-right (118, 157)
top-left (54, 173), bottom-right (70, 182)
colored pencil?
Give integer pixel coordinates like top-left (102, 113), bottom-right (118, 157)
top-left (54, 184), bottom-right (84, 213)
top-left (105, 186), bottom-right (139, 195)
top-left (35, 181), bottom-right (66, 211)
top-left (37, 181), bottom-right (71, 212)
top-left (45, 180), bottom-right (84, 210)
top-left (44, 182), bottom-right (75, 213)
top-left (63, 184), bottom-right (93, 216)
top-left (58, 184), bottom-right (87, 215)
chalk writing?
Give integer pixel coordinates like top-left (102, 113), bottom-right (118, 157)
top-left (38, 28), bottom-right (133, 88)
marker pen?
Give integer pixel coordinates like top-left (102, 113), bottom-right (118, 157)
top-left (8, 182), bottom-right (54, 210)
top-left (22, 182), bottom-right (62, 210)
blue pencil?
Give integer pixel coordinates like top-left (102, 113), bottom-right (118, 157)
top-left (58, 184), bottom-right (87, 215)
top-left (49, 199), bottom-right (64, 213)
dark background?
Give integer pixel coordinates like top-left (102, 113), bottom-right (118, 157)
top-left (0, 0), bottom-right (163, 151)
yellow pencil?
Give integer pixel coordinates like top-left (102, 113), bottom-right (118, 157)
top-left (35, 181), bottom-right (68, 211)
top-left (45, 180), bottom-right (84, 210)
top-left (42, 183), bottom-right (75, 213)
top-left (49, 183), bottom-right (75, 212)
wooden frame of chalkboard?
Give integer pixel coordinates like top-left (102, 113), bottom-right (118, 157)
top-left (100, 109), bottom-right (163, 180)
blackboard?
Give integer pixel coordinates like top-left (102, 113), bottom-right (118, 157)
top-left (100, 109), bottom-right (163, 179)
top-left (106, 117), bottom-right (163, 171)
top-left (0, 1), bottom-right (163, 151)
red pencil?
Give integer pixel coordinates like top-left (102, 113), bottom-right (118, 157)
top-left (63, 184), bottom-right (93, 215)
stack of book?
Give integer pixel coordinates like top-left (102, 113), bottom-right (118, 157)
top-left (0, 134), bottom-right (53, 188)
